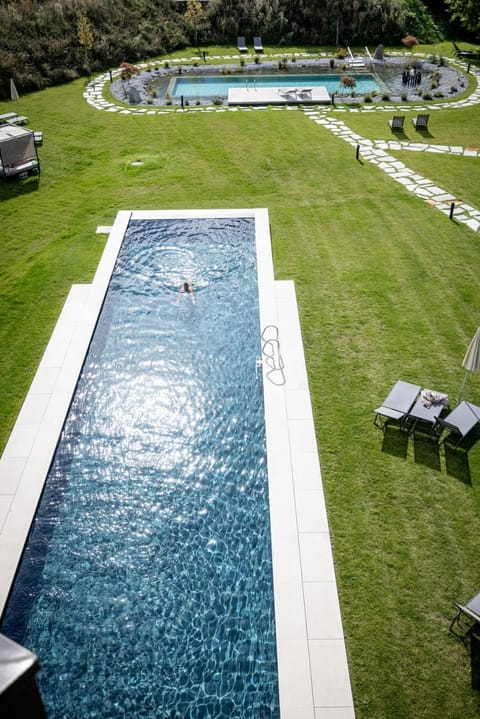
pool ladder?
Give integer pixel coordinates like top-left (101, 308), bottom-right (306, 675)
top-left (256, 325), bottom-right (286, 386)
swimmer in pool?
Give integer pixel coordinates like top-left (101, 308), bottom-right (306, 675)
top-left (177, 280), bottom-right (195, 303)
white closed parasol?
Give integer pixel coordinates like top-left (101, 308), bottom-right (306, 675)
top-left (457, 326), bottom-right (480, 403)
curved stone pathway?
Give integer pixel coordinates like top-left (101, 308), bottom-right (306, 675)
top-left (84, 54), bottom-right (480, 232)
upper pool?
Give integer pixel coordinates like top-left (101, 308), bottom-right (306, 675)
top-left (166, 73), bottom-right (381, 99)
top-left (1, 217), bottom-right (280, 719)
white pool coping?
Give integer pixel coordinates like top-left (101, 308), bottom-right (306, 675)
top-left (0, 208), bottom-right (355, 719)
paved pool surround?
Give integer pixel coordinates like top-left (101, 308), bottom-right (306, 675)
top-left (0, 209), bottom-right (355, 719)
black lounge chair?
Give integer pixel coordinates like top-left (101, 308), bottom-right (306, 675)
top-left (450, 590), bottom-right (480, 640)
top-left (452, 42), bottom-right (480, 59)
top-left (374, 380), bottom-right (420, 429)
top-left (388, 116), bottom-right (405, 132)
top-left (412, 114), bottom-right (429, 131)
top-left (237, 36), bottom-right (248, 53)
top-left (253, 36), bottom-right (264, 53)
top-left (434, 400), bottom-right (480, 446)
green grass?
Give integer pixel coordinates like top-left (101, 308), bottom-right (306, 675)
top-left (1, 46), bottom-right (480, 719)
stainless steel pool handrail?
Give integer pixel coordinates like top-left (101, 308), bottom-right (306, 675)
top-left (261, 325), bottom-right (286, 386)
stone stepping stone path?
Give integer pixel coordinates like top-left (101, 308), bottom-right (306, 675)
top-left (83, 54), bottom-right (480, 233)
top-left (303, 106), bottom-right (480, 233)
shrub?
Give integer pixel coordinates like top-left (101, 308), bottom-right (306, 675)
top-left (335, 48), bottom-right (347, 59)
top-left (433, 91), bottom-right (444, 97)
top-left (120, 62), bottom-right (140, 80)
top-left (401, 92), bottom-right (408, 101)
top-left (381, 92), bottom-right (390, 101)
top-left (340, 75), bottom-right (357, 91)
top-left (401, 35), bottom-right (419, 48)
top-left (329, 58), bottom-right (335, 69)
top-left (213, 95), bottom-right (223, 105)
top-left (364, 94), bottom-right (372, 102)
top-left (422, 92), bottom-right (432, 100)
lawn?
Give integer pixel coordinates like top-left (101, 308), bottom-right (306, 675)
top-left (1, 45), bottom-right (480, 719)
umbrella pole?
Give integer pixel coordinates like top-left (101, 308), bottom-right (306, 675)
top-left (457, 369), bottom-right (469, 404)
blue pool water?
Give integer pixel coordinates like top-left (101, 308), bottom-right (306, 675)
top-left (1, 218), bottom-right (280, 719)
top-left (169, 73), bottom-right (380, 98)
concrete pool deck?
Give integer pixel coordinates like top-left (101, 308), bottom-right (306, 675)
top-left (0, 209), bottom-right (355, 719)
top-left (227, 85), bottom-right (332, 105)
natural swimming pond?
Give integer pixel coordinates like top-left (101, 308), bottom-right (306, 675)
top-left (1, 217), bottom-right (280, 719)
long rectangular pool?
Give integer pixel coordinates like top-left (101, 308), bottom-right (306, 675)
top-left (167, 73), bottom-right (381, 99)
top-left (1, 215), bottom-right (280, 718)
top-left (0, 209), bottom-right (356, 719)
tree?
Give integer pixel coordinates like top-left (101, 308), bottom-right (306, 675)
top-left (445, 0), bottom-right (480, 36)
top-left (77, 11), bottom-right (93, 66)
top-left (184, 0), bottom-right (204, 48)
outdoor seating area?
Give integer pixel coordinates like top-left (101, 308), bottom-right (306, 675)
top-left (236, 36), bottom-right (264, 53)
top-left (375, 381), bottom-right (480, 447)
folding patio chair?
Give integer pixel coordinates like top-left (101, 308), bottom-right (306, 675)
top-left (449, 590), bottom-right (480, 640)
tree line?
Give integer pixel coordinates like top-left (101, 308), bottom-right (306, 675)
top-left (0, 0), bottom-right (476, 99)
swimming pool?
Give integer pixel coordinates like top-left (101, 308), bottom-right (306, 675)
top-left (1, 217), bottom-right (280, 718)
top-left (166, 73), bottom-right (380, 99)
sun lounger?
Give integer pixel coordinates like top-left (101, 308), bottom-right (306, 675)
top-left (450, 590), bottom-right (480, 640)
top-left (452, 42), bottom-right (480, 59)
top-left (253, 37), bottom-right (263, 53)
top-left (7, 115), bottom-right (29, 126)
top-left (0, 112), bottom-right (17, 124)
top-left (374, 380), bottom-right (421, 429)
top-left (237, 36), bottom-right (248, 53)
top-left (434, 401), bottom-right (480, 446)
top-left (388, 116), bottom-right (405, 132)
top-left (412, 114), bottom-right (429, 131)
